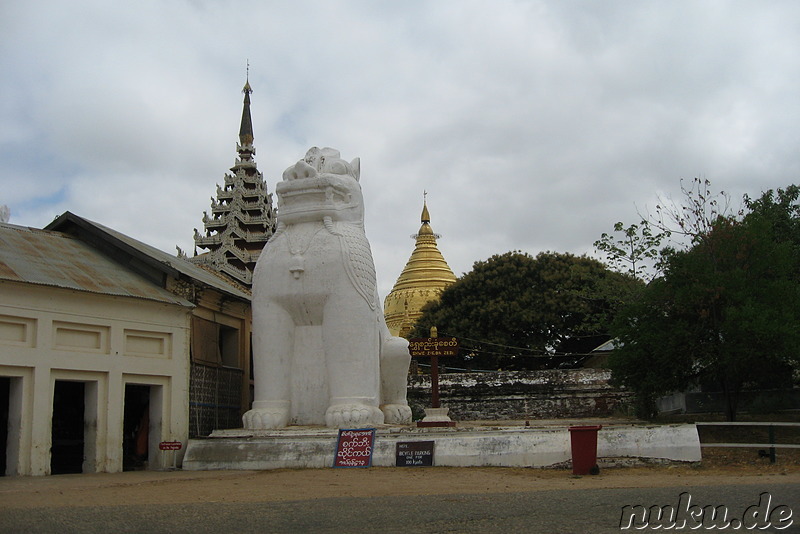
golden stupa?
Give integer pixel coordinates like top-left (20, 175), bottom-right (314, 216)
top-left (383, 198), bottom-right (457, 337)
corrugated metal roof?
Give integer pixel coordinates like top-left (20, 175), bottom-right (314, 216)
top-left (46, 212), bottom-right (251, 302)
top-left (592, 339), bottom-right (618, 352)
top-left (0, 222), bottom-right (193, 307)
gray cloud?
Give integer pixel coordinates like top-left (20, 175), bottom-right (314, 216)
top-left (2, 1), bottom-right (799, 296)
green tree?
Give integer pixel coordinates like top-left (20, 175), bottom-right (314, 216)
top-left (412, 251), bottom-right (642, 370)
top-left (743, 184), bottom-right (800, 250)
top-left (609, 183), bottom-right (800, 420)
top-left (594, 221), bottom-right (670, 282)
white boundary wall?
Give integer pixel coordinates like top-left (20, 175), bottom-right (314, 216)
top-left (184, 423), bottom-right (701, 471)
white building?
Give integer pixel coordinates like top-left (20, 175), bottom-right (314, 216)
top-left (0, 212), bottom-right (253, 475)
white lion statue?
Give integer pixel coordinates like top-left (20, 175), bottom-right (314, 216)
top-left (243, 147), bottom-right (412, 429)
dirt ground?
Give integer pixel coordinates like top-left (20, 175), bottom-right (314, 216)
top-left (2, 418), bottom-right (798, 510)
top-left (1, 451), bottom-right (797, 510)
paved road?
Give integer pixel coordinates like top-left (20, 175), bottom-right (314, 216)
top-left (2, 483), bottom-right (798, 533)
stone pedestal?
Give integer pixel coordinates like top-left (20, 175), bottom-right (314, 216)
top-left (417, 407), bottom-right (456, 428)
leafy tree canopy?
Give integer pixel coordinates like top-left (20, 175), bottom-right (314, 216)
top-left (607, 181), bottom-right (800, 420)
top-left (594, 221), bottom-right (670, 282)
top-left (412, 251), bottom-right (642, 370)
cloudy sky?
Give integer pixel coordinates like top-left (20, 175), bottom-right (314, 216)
top-left (2, 1), bottom-right (799, 295)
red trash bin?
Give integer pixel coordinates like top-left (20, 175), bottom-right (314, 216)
top-left (568, 425), bottom-right (602, 475)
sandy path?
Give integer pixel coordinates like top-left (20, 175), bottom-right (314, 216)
top-left (1, 464), bottom-right (797, 509)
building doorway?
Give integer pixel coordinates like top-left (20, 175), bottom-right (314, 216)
top-left (0, 377), bottom-right (8, 476)
top-left (123, 384), bottom-right (150, 471)
top-left (50, 380), bottom-right (85, 474)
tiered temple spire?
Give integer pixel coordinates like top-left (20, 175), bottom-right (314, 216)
top-left (383, 196), bottom-right (457, 337)
top-left (192, 78), bottom-right (276, 287)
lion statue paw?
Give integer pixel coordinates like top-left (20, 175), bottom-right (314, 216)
top-left (325, 403), bottom-right (384, 428)
top-left (242, 402), bottom-right (290, 429)
top-left (381, 404), bottom-right (413, 424)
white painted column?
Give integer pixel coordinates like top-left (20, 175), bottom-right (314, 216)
top-left (29, 365), bottom-right (52, 476)
top-left (106, 370), bottom-right (124, 473)
top-left (5, 373), bottom-right (28, 476)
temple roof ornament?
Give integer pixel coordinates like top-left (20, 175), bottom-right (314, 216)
top-left (190, 76), bottom-right (276, 287)
top-left (383, 196), bottom-right (457, 338)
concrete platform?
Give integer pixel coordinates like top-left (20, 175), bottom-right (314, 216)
top-left (183, 420), bottom-right (701, 471)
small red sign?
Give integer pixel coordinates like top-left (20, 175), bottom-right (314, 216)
top-left (333, 428), bottom-right (376, 468)
top-left (159, 441), bottom-right (182, 451)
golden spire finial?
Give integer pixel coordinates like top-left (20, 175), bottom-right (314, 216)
top-left (239, 62), bottom-right (254, 145)
top-left (243, 60), bottom-right (252, 94)
top-left (421, 191), bottom-right (431, 224)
